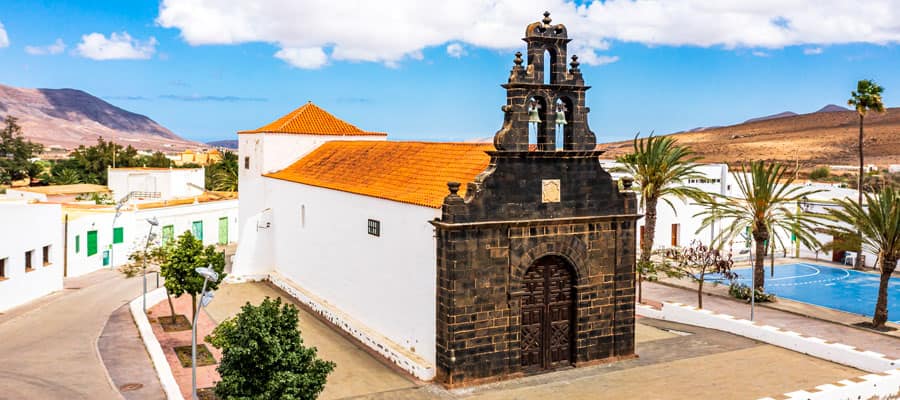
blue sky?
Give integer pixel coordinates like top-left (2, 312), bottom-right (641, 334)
top-left (1, 0), bottom-right (899, 143)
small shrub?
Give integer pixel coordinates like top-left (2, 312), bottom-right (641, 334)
top-left (118, 263), bottom-right (142, 278)
top-left (809, 166), bottom-right (830, 180)
top-left (728, 282), bottom-right (775, 303)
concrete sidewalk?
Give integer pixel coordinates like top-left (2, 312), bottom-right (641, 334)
top-left (98, 304), bottom-right (165, 400)
top-left (642, 282), bottom-right (900, 359)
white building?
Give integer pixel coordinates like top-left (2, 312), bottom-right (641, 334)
top-left (107, 167), bottom-right (205, 201)
top-left (233, 103), bottom-right (493, 378)
top-left (0, 201), bottom-right (63, 311)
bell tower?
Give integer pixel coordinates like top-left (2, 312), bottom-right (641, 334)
top-left (495, 11), bottom-right (595, 152)
top-left (432, 13), bottom-right (641, 386)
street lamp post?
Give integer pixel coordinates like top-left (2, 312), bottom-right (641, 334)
top-left (192, 266), bottom-right (218, 400)
top-left (142, 217), bottom-right (159, 313)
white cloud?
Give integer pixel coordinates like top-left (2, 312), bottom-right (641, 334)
top-left (156, 0), bottom-right (900, 68)
top-left (752, 50), bottom-right (770, 57)
top-left (0, 21), bottom-right (8, 48)
top-left (804, 47), bottom-right (823, 55)
top-left (274, 47), bottom-right (327, 69)
top-left (446, 43), bottom-right (467, 58)
top-left (75, 32), bottom-right (157, 60)
top-left (25, 39), bottom-right (66, 55)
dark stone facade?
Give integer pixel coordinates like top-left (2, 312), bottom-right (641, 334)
top-left (432, 13), bottom-right (641, 386)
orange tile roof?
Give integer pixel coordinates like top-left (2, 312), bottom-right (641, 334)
top-left (264, 141), bottom-right (493, 208)
top-left (239, 102), bottom-right (387, 136)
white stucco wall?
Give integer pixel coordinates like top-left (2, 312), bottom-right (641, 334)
top-left (64, 199), bottom-right (239, 277)
top-left (0, 202), bottom-right (64, 311)
top-left (261, 178), bottom-right (439, 365)
top-left (108, 168), bottom-right (205, 201)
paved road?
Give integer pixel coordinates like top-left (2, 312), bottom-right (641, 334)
top-left (0, 269), bottom-right (146, 399)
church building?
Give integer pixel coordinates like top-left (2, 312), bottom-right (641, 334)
top-left (233, 13), bottom-right (640, 386)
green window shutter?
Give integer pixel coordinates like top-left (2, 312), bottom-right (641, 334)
top-left (113, 227), bottom-right (124, 244)
top-left (218, 217), bottom-right (228, 245)
top-left (192, 221), bottom-right (203, 241)
top-left (87, 231), bottom-right (98, 256)
top-left (162, 225), bottom-right (174, 244)
top-left (75, 235), bottom-right (80, 254)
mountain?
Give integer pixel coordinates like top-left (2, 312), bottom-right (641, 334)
top-left (599, 107), bottom-right (900, 167)
top-left (816, 104), bottom-right (850, 113)
top-left (207, 139), bottom-right (238, 149)
top-left (743, 111), bottom-right (798, 124)
top-left (0, 83), bottom-right (201, 152)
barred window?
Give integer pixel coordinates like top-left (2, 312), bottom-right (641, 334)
top-left (367, 219), bottom-right (380, 237)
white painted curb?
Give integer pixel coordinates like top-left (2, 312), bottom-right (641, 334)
top-left (130, 288), bottom-right (185, 400)
top-left (758, 369), bottom-right (900, 400)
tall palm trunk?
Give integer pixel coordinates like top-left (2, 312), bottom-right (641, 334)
top-left (857, 113), bottom-right (865, 269)
top-left (872, 256), bottom-right (896, 328)
top-left (752, 226), bottom-right (769, 290)
top-left (638, 197), bottom-right (659, 303)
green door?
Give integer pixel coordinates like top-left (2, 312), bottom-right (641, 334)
top-left (113, 227), bottom-right (124, 244)
top-left (162, 225), bottom-right (174, 244)
top-left (87, 230), bottom-right (98, 256)
top-left (218, 217), bottom-right (228, 245)
top-left (192, 221), bottom-right (203, 241)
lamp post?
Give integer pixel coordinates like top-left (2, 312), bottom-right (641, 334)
top-left (192, 266), bottom-right (218, 400)
top-left (142, 217), bottom-right (159, 313)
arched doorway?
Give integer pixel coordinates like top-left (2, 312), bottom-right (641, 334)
top-left (520, 255), bottom-right (576, 371)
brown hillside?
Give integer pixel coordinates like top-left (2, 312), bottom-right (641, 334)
top-left (598, 108), bottom-right (900, 168)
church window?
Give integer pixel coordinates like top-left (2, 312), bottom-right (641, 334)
top-left (367, 219), bottom-right (380, 237)
top-left (543, 50), bottom-right (551, 84)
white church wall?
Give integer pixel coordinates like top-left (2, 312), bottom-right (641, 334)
top-left (265, 178), bottom-right (440, 365)
top-left (0, 202), bottom-right (64, 312)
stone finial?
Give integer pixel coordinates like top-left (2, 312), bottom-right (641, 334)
top-left (514, 51), bottom-right (523, 66)
top-left (569, 55), bottom-right (580, 72)
top-left (542, 11), bottom-right (552, 25)
top-left (621, 176), bottom-right (634, 190)
top-left (447, 182), bottom-right (461, 195)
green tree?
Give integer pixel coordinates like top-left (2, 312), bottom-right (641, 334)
top-left (696, 161), bottom-right (824, 290)
top-left (137, 151), bottom-right (174, 168)
top-left (809, 166), bottom-right (830, 180)
top-left (663, 241), bottom-right (735, 309)
top-left (614, 134), bottom-right (709, 302)
top-left (827, 187), bottom-right (900, 328)
top-left (51, 168), bottom-right (83, 185)
top-left (64, 137), bottom-right (140, 184)
top-left (207, 297), bottom-right (335, 400)
top-left (159, 231), bottom-right (226, 321)
top-left (0, 116), bottom-right (44, 185)
top-left (206, 150), bottom-right (238, 191)
top-left (848, 79), bottom-right (886, 268)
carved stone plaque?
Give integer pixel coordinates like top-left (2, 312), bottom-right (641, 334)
top-left (542, 179), bottom-right (561, 203)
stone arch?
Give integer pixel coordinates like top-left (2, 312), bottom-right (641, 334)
top-left (512, 236), bottom-right (590, 288)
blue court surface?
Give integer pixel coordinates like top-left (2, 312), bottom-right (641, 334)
top-left (706, 263), bottom-right (900, 323)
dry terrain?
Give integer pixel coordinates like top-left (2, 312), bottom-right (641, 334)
top-left (598, 108), bottom-right (900, 168)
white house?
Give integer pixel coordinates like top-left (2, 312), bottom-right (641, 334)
top-left (107, 167), bottom-right (205, 201)
top-left (0, 200), bottom-right (63, 312)
top-left (233, 103), bottom-right (495, 378)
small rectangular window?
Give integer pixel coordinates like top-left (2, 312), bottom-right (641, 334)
top-left (113, 227), bottom-right (124, 244)
top-left (244, 156), bottom-right (250, 169)
top-left (25, 250), bottom-right (33, 271)
top-left (0, 258), bottom-right (6, 278)
top-left (192, 220), bottom-right (203, 241)
top-left (43, 245), bottom-right (51, 266)
top-left (162, 225), bottom-right (174, 244)
top-left (367, 219), bottom-right (380, 237)
top-left (300, 205), bottom-right (306, 228)
top-left (671, 224), bottom-right (680, 247)
top-left (75, 235), bottom-right (80, 254)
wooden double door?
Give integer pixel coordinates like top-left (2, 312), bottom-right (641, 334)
top-left (520, 255), bottom-right (576, 371)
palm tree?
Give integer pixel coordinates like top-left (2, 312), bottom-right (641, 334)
top-left (615, 134), bottom-right (709, 302)
top-left (848, 79), bottom-right (886, 268)
top-left (827, 187), bottom-right (900, 328)
top-left (696, 161), bottom-right (824, 290)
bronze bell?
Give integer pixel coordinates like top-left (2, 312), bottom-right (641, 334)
top-left (555, 110), bottom-right (567, 125)
top-left (527, 107), bottom-right (542, 123)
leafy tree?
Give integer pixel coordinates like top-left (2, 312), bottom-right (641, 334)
top-left (0, 116), bottom-right (44, 185)
top-left (809, 166), bottom-right (830, 180)
top-left (696, 161), bottom-right (824, 290)
top-left (207, 297), bottom-right (335, 400)
top-left (137, 151), bottom-right (174, 168)
top-left (159, 231), bottom-right (226, 321)
top-left (51, 168), bottom-right (83, 185)
top-left (206, 150), bottom-right (238, 191)
top-left (827, 186), bottom-right (900, 328)
top-left (614, 134), bottom-right (709, 302)
top-left (849, 80), bottom-right (886, 267)
top-left (62, 137), bottom-right (140, 184)
top-left (663, 240), bottom-right (735, 309)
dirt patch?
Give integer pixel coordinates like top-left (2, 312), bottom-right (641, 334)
top-left (853, 321), bottom-right (898, 333)
top-left (173, 345), bottom-right (217, 368)
top-left (197, 387), bottom-right (218, 400)
top-left (156, 314), bottom-right (192, 332)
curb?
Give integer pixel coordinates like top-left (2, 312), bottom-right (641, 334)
top-left (129, 288), bottom-right (185, 400)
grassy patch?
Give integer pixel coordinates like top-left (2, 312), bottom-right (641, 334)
top-left (173, 344), bottom-right (216, 368)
